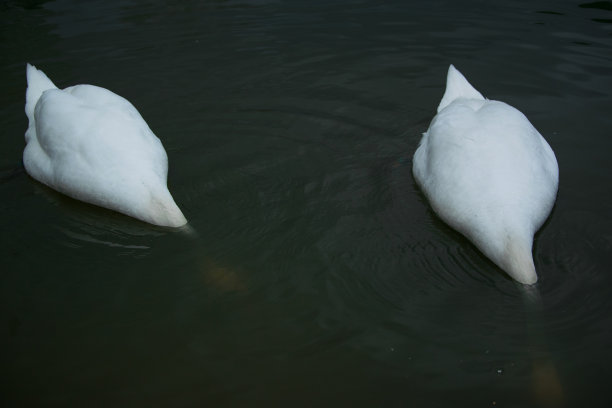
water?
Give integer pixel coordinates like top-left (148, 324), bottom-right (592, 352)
top-left (2, 0), bottom-right (612, 406)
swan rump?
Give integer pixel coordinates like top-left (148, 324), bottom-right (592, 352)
top-left (24, 63), bottom-right (187, 227)
top-left (413, 65), bottom-right (558, 284)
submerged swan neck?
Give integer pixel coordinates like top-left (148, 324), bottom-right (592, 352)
top-left (502, 237), bottom-right (537, 285)
top-left (147, 190), bottom-right (187, 228)
top-left (471, 225), bottom-right (538, 284)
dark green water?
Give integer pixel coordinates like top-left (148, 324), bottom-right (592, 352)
top-left (2, 0), bottom-right (612, 406)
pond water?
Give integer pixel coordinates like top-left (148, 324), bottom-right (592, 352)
top-left (1, 0), bottom-right (612, 406)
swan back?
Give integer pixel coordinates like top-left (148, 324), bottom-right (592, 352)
top-left (414, 65), bottom-right (558, 284)
top-left (23, 64), bottom-right (187, 228)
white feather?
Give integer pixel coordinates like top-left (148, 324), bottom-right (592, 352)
top-left (23, 64), bottom-right (187, 227)
top-left (413, 65), bottom-right (558, 284)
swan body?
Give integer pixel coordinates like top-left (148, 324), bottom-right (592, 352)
top-left (413, 65), bottom-right (558, 284)
top-left (23, 64), bottom-right (187, 227)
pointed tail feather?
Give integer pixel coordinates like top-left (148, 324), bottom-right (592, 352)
top-left (437, 64), bottom-right (485, 113)
top-left (25, 63), bottom-right (57, 124)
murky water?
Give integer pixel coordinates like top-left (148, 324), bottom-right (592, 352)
top-left (2, 0), bottom-right (612, 406)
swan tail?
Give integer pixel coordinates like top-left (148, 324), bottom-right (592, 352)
top-left (437, 64), bottom-right (485, 113)
top-left (25, 63), bottom-right (58, 125)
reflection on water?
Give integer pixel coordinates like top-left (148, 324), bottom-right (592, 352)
top-left (1, 0), bottom-right (612, 406)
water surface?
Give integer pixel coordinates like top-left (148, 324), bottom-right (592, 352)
top-left (2, 0), bottom-right (612, 406)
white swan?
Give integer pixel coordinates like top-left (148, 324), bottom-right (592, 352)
top-left (413, 65), bottom-right (558, 284)
top-left (23, 64), bottom-right (187, 227)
